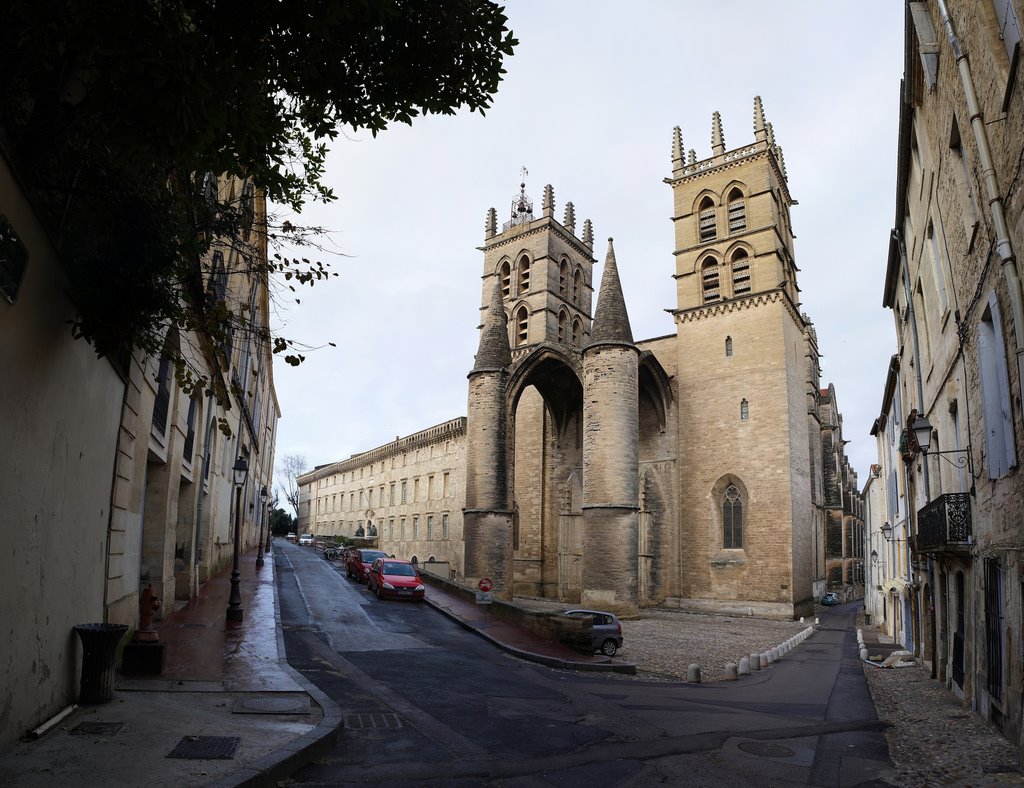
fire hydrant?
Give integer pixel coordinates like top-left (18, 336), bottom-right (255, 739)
top-left (132, 585), bottom-right (162, 643)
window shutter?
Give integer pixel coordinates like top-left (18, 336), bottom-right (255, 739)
top-left (993, 0), bottom-right (1022, 61)
top-left (910, 2), bottom-right (939, 91)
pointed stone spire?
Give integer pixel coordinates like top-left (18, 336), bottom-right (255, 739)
top-left (473, 282), bottom-right (512, 371)
top-left (766, 121), bottom-right (776, 147)
top-left (563, 201), bottom-right (576, 234)
top-left (753, 96), bottom-right (768, 142)
top-left (588, 238), bottom-right (633, 345)
top-left (582, 219), bottom-right (594, 249)
top-left (671, 126), bottom-right (684, 176)
top-left (776, 145), bottom-right (789, 179)
top-left (485, 207), bottom-right (497, 240)
top-left (711, 111), bottom-right (725, 156)
top-left (688, 149), bottom-right (697, 165)
top-left (542, 183), bottom-right (555, 218)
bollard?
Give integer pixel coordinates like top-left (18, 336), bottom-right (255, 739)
top-left (764, 650), bottom-right (773, 665)
top-left (738, 656), bottom-right (750, 675)
top-left (750, 653), bottom-right (761, 671)
top-left (799, 616), bottom-right (804, 624)
top-left (860, 647), bottom-right (868, 660)
top-left (815, 617), bottom-right (820, 625)
top-left (687, 664), bottom-right (702, 683)
top-left (725, 662), bottom-right (738, 680)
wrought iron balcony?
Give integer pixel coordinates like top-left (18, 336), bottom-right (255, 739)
top-left (916, 492), bottom-right (972, 554)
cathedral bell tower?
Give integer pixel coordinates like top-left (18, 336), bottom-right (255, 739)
top-left (666, 97), bottom-right (815, 618)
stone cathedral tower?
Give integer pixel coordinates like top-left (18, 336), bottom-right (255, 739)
top-left (666, 97), bottom-right (815, 615)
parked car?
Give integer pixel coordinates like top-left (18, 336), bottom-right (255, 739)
top-left (286, 532), bottom-right (297, 543)
top-left (346, 548), bottom-right (388, 583)
top-left (367, 558), bottom-right (426, 601)
top-left (298, 533), bottom-right (313, 546)
top-left (564, 609), bottom-right (623, 656)
top-left (821, 591), bottom-right (840, 606)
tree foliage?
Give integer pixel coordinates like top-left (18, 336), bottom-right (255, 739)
top-left (0, 0), bottom-right (516, 382)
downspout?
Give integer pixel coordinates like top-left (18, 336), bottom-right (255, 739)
top-left (936, 0), bottom-right (1024, 389)
top-left (192, 391), bottom-right (217, 586)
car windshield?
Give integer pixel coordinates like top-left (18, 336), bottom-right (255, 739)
top-left (383, 562), bottom-right (416, 576)
top-left (361, 551), bottom-right (387, 562)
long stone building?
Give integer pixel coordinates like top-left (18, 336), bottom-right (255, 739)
top-left (302, 99), bottom-right (860, 620)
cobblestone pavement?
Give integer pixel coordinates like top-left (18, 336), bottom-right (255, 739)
top-left (860, 632), bottom-right (1023, 786)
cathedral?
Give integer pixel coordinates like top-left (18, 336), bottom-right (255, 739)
top-left (299, 98), bottom-right (839, 619)
top-left (463, 97), bottom-right (826, 619)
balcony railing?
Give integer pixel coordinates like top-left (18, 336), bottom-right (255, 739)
top-left (916, 492), bottom-right (972, 554)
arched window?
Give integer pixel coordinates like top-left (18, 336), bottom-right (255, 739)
top-left (701, 259), bottom-right (720, 303)
top-left (515, 304), bottom-right (529, 347)
top-left (572, 267), bottom-right (582, 305)
top-left (727, 188), bottom-right (746, 233)
top-left (558, 310), bottom-right (568, 343)
top-left (517, 254), bottom-right (530, 294)
top-left (731, 249), bottom-right (751, 296)
top-left (740, 399), bottom-right (749, 420)
top-left (725, 336), bottom-right (733, 357)
top-left (499, 261), bottom-right (511, 299)
top-left (571, 318), bottom-right (582, 347)
top-left (559, 259), bottom-right (569, 295)
top-left (698, 196), bottom-right (717, 242)
top-left (723, 484), bottom-right (742, 548)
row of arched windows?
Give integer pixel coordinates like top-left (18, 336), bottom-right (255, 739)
top-left (499, 255), bottom-right (529, 299)
top-left (701, 248), bottom-right (751, 304)
top-left (558, 258), bottom-right (585, 308)
top-left (698, 187), bottom-right (746, 244)
top-left (508, 305), bottom-right (583, 348)
top-left (498, 254), bottom-right (586, 309)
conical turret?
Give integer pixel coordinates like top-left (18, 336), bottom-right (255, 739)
top-left (588, 238), bottom-right (633, 346)
top-left (473, 282), bottom-right (512, 371)
top-left (711, 111), bottom-right (726, 156)
top-left (753, 96), bottom-right (768, 143)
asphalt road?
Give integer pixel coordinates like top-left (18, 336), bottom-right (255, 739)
top-left (275, 542), bottom-right (894, 787)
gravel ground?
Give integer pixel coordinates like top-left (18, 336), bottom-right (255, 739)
top-left (863, 654), bottom-right (1023, 786)
top-left (516, 598), bottom-right (808, 682)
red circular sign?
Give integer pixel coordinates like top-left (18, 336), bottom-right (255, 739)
top-left (478, 577), bottom-right (493, 592)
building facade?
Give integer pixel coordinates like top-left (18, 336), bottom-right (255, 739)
top-left (0, 154), bottom-right (279, 749)
top-left (868, 0), bottom-right (1023, 758)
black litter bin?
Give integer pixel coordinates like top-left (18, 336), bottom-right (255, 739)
top-left (74, 623), bottom-right (128, 704)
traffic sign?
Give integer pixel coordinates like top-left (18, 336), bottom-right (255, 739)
top-left (478, 577), bottom-right (493, 592)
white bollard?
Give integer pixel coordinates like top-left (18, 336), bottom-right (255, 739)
top-left (815, 617), bottom-right (820, 625)
top-left (772, 647), bottom-right (780, 662)
top-left (725, 662), bottom-right (738, 680)
top-left (738, 656), bottom-right (750, 675)
top-left (860, 647), bottom-right (868, 660)
top-left (687, 664), bottom-right (702, 683)
top-left (799, 616), bottom-right (805, 624)
top-left (750, 653), bottom-right (761, 671)
top-left (763, 651), bottom-right (772, 665)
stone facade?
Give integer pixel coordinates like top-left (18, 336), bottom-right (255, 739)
top-left (0, 158), bottom-right (279, 750)
top-left (297, 418), bottom-right (466, 574)
top-left (869, 0), bottom-right (1024, 761)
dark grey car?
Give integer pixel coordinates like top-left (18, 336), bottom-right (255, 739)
top-left (565, 609), bottom-right (624, 656)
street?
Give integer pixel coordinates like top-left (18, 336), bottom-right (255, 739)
top-left (274, 541), bottom-right (893, 787)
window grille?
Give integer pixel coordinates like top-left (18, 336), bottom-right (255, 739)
top-left (515, 306), bottom-right (529, 346)
top-left (728, 190), bottom-right (746, 233)
top-left (702, 262), bottom-right (720, 303)
top-left (740, 399), bottom-right (749, 420)
top-left (725, 337), bottom-right (733, 357)
top-left (500, 262), bottom-right (511, 299)
top-left (699, 208), bottom-right (717, 242)
top-left (723, 485), bottom-right (743, 548)
top-left (559, 260), bottom-right (569, 295)
top-left (442, 514), bottom-right (449, 539)
top-left (732, 251), bottom-right (751, 296)
top-left (518, 255), bottom-right (530, 293)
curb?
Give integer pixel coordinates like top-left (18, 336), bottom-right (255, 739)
top-left (213, 544), bottom-right (345, 788)
top-left (423, 595), bottom-right (637, 675)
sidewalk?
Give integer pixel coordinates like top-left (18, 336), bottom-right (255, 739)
top-left (0, 546), bottom-right (341, 788)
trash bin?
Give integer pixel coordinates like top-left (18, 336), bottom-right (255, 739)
top-left (74, 623), bottom-right (128, 704)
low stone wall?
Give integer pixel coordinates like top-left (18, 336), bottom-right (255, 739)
top-left (420, 574), bottom-right (592, 653)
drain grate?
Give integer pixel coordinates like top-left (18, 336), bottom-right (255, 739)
top-left (166, 735), bottom-right (241, 760)
top-left (738, 741), bottom-right (795, 759)
top-left (345, 713), bottom-right (402, 730)
top-left (233, 696), bottom-right (310, 714)
top-left (69, 721), bottom-right (124, 737)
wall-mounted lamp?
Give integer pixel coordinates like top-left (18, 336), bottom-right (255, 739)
top-left (911, 414), bottom-right (975, 495)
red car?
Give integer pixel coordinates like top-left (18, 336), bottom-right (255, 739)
top-left (346, 548), bottom-right (388, 583)
top-left (367, 558), bottom-right (426, 601)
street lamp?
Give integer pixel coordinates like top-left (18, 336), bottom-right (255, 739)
top-left (256, 485), bottom-right (268, 568)
top-left (910, 413), bottom-right (975, 495)
top-left (880, 521), bottom-right (894, 542)
top-left (227, 455), bottom-right (248, 622)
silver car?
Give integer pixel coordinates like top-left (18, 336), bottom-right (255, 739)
top-left (565, 609), bottom-right (624, 656)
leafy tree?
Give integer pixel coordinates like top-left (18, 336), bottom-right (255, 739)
top-left (0, 0), bottom-right (516, 406)
top-left (277, 454), bottom-right (308, 516)
top-left (269, 507), bottom-right (295, 537)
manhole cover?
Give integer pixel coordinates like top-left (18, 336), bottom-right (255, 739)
top-left (738, 741), bottom-right (795, 759)
top-left (345, 713), bottom-right (402, 730)
top-left (233, 696), bottom-right (310, 714)
top-left (166, 735), bottom-right (240, 760)
top-left (69, 722), bottom-right (124, 736)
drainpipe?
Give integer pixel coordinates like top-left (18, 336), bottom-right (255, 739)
top-left (192, 391), bottom-right (217, 592)
top-left (936, 0), bottom-right (1024, 389)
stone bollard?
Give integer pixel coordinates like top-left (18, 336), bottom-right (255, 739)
top-left (750, 653), bottom-right (761, 671)
top-left (725, 662), bottom-right (738, 680)
top-left (773, 647), bottom-right (781, 661)
top-left (815, 617), bottom-right (820, 625)
top-left (763, 650), bottom-right (772, 665)
top-left (687, 664), bottom-right (702, 683)
top-left (860, 647), bottom-right (868, 660)
top-left (738, 656), bottom-right (750, 675)
top-left (799, 616), bottom-right (804, 624)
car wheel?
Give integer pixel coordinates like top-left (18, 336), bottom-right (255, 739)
top-left (600, 639), bottom-right (618, 657)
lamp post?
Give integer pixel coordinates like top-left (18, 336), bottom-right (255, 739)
top-left (256, 485), bottom-right (268, 568)
top-left (227, 456), bottom-right (249, 622)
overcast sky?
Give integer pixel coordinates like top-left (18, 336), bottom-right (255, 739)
top-left (269, 2), bottom-right (904, 490)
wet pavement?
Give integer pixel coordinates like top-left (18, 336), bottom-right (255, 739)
top-left (0, 546), bottom-right (341, 788)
